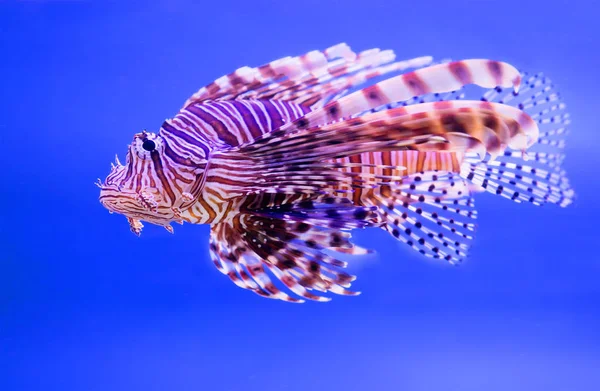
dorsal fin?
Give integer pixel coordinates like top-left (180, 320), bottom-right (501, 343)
top-left (182, 43), bottom-right (432, 109)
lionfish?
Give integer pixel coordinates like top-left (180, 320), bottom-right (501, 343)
top-left (97, 43), bottom-right (574, 302)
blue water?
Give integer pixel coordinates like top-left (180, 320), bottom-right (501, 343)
top-left (1, 1), bottom-right (599, 390)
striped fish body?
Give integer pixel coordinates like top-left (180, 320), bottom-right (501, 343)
top-left (170, 100), bottom-right (311, 149)
top-left (98, 43), bottom-right (573, 302)
top-left (167, 99), bottom-right (465, 224)
top-left (167, 99), bottom-right (311, 224)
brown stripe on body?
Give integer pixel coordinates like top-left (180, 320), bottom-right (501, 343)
top-left (150, 150), bottom-right (177, 204)
top-left (250, 101), bottom-right (271, 134)
top-left (161, 118), bottom-right (210, 159)
top-left (261, 100), bottom-right (286, 130)
top-left (214, 102), bottom-right (250, 145)
top-left (161, 135), bottom-right (205, 167)
top-left (416, 151), bottom-right (426, 172)
top-left (185, 205), bottom-right (202, 223)
top-left (159, 157), bottom-right (194, 194)
top-left (145, 163), bottom-right (156, 189)
top-left (207, 174), bottom-right (248, 187)
top-left (380, 151), bottom-right (392, 197)
top-left (236, 101), bottom-right (266, 139)
top-left (186, 105), bottom-right (239, 146)
top-left (220, 199), bottom-right (238, 221)
top-left (270, 100), bottom-right (294, 125)
top-left (450, 152), bottom-right (461, 172)
top-left (196, 192), bottom-right (218, 223)
top-left (348, 154), bottom-right (364, 205)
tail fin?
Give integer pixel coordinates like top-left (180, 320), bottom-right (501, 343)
top-left (459, 72), bottom-right (574, 206)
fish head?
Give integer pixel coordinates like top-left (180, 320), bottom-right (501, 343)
top-left (97, 129), bottom-right (206, 235)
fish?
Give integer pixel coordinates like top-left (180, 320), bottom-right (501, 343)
top-left (98, 43), bottom-right (574, 302)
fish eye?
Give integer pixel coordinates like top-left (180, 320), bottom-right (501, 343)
top-left (142, 139), bottom-right (156, 152)
top-left (133, 131), bottom-right (162, 159)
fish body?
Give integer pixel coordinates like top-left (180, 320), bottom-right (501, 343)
top-left (98, 44), bottom-right (574, 302)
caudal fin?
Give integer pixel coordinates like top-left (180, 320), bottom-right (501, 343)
top-left (460, 72), bottom-right (574, 207)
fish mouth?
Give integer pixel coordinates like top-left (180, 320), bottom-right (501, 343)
top-left (98, 189), bottom-right (137, 216)
top-left (97, 179), bottom-right (140, 213)
top-left (98, 183), bottom-right (175, 227)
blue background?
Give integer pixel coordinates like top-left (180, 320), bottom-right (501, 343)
top-left (1, 1), bottom-right (599, 390)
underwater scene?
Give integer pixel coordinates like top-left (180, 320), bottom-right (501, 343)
top-left (2, 1), bottom-right (599, 390)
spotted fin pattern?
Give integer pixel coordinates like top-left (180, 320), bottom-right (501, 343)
top-left (327, 151), bottom-right (476, 262)
top-left (374, 172), bottom-right (476, 263)
top-left (98, 41), bottom-right (576, 304)
top-left (459, 72), bottom-right (574, 206)
top-left (209, 195), bottom-right (376, 302)
top-left (178, 47), bottom-right (571, 302)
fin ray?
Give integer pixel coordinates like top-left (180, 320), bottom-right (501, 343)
top-left (209, 195), bottom-right (374, 302)
top-left (183, 43), bottom-right (432, 109)
top-left (461, 72), bottom-right (574, 206)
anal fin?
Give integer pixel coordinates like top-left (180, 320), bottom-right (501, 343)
top-left (339, 168), bottom-right (477, 263)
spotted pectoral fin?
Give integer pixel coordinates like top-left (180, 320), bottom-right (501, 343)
top-left (208, 196), bottom-right (376, 303)
top-left (327, 151), bottom-right (476, 262)
top-left (460, 72), bottom-right (574, 206)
